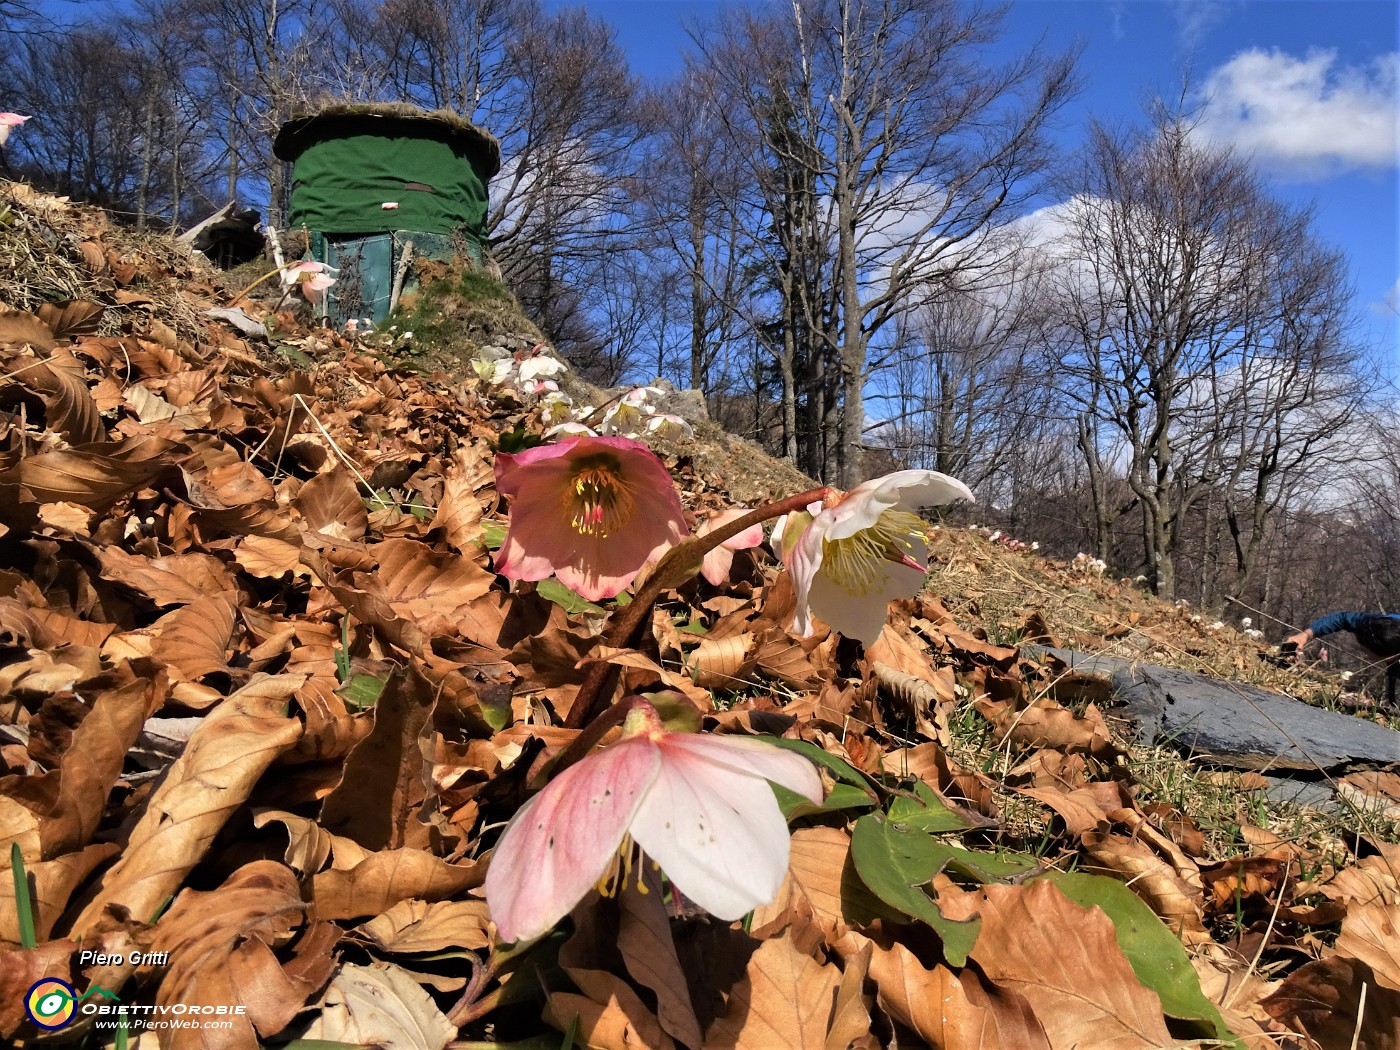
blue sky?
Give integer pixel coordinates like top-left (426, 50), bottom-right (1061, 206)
top-left (554, 0), bottom-right (1400, 365)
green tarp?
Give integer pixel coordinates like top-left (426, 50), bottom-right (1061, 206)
top-left (273, 108), bottom-right (500, 323)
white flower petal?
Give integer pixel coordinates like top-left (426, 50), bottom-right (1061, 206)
top-left (659, 734), bottom-right (823, 803)
top-left (807, 560), bottom-right (928, 645)
top-left (629, 745), bottom-right (795, 921)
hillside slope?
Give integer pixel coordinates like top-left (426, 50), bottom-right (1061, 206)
top-left (1, 182), bottom-right (1397, 1050)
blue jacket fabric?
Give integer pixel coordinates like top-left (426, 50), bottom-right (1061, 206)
top-left (1307, 611), bottom-right (1400, 637)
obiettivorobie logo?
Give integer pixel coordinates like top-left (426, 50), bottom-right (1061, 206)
top-left (24, 979), bottom-right (120, 1030)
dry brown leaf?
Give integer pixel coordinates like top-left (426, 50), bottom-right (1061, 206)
top-left (834, 928), bottom-right (1049, 1050)
top-left (309, 848), bottom-right (484, 921)
top-left (9, 349), bottom-right (105, 444)
top-left (151, 593), bottom-right (237, 681)
top-left (0, 939), bottom-right (76, 1038)
top-left (70, 674), bottom-right (305, 937)
top-left (153, 861), bottom-right (328, 1045)
top-left (1262, 956), bottom-right (1400, 1050)
top-left (706, 929), bottom-right (840, 1049)
top-left (352, 898), bottom-right (492, 955)
top-left (1333, 900), bottom-right (1400, 992)
top-left (319, 662), bottom-right (436, 851)
top-left (967, 879), bottom-right (1175, 1049)
top-left (23, 673), bottom-right (160, 858)
top-left (1081, 832), bottom-right (1211, 944)
top-left (0, 310), bottom-right (57, 350)
top-left (617, 879), bottom-right (704, 1048)
top-left (0, 435), bottom-right (177, 512)
top-left (685, 632), bottom-right (756, 690)
top-left (98, 546), bottom-right (240, 606)
top-left (301, 962), bottom-right (455, 1050)
top-left (37, 299), bottom-right (104, 339)
top-left (824, 937), bottom-right (872, 1050)
top-left (296, 467), bottom-right (369, 541)
top-left (234, 534), bottom-right (308, 578)
top-left (1017, 786), bottom-right (1111, 838)
top-left (0, 843), bottom-right (119, 942)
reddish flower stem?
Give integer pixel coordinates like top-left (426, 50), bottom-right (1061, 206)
top-left (563, 485), bottom-right (832, 730)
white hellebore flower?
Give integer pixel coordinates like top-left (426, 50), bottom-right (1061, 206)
top-left (485, 700), bottom-right (822, 943)
top-left (779, 469), bottom-right (973, 645)
top-left (518, 355), bottom-right (566, 383)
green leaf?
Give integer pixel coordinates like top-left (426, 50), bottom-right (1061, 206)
top-left (886, 787), bottom-right (974, 834)
top-left (10, 842), bottom-right (35, 949)
top-left (495, 422), bottom-right (546, 455)
top-left (338, 673), bottom-right (388, 711)
top-left (773, 780), bottom-right (878, 820)
top-left (537, 578), bottom-right (605, 615)
top-left (1044, 871), bottom-right (1243, 1049)
top-left (762, 737), bottom-right (877, 794)
top-left (849, 812), bottom-right (980, 966)
top-left (482, 522), bottom-right (506, 550)
top-left (922, 841), bottom-right (1040, 883)
top-left (274, 343), bottom-right (313, 367)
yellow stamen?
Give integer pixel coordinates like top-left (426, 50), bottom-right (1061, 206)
top-left (564, 453), bottom-right (635, 537)
top-left (595, 835), bottom-right (644, 897)
top-left (821, 510), bottom-right (928, 596)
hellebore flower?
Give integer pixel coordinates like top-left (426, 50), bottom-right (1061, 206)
top-left (282, 260), bottom-right (336, 304)
top-left (779, 469), bottom-right (973, 645)
top-left (0, 113), bottom-right (29, 146)
top-left (485, 701), bottom-right (824, 943)
top-left (697, 508), bottom-right (765, 586)
top-left (494, 435), bottom-right (689, 601)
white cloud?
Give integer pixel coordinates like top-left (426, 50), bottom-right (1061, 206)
top-left (1197, 48), bottom-right (1399, 177)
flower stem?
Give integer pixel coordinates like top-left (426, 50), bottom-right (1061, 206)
top-left (227, 263), bottom-right (289, 307)
top-left (563, 485), bottom-right (832, 729)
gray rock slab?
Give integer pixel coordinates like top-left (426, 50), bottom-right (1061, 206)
top-left (1028, 646), bottom-right (1400, 772)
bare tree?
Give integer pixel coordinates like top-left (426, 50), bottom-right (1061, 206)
top-left (694, 0), bottom-right (1077, 484)
top-left (1049, 111), bottom-right (1369, 598)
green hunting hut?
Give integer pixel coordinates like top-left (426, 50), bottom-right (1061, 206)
top-left (273, 103), bottom-right (500, 324)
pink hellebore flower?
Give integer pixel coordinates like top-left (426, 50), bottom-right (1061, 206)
top-left (485, 701), bottom-right (824, 943)
top-left (282, 260), bottom-right (336, 304)
top-left (698, 508), bottom-right (765, 586)
top-left (780, 469), bottom-right (974, 645)
top-left (494, 435), bottom-right (689, 601)
top-left (0, 113), bottom-right (29, 146)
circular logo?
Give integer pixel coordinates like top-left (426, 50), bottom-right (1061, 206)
top-left (25, 978), bottom-right (76, 1030)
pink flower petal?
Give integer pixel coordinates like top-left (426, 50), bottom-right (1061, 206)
top-left (493, 436), bottom-right (689, 601)
top-left (485, 738), bottom-right (660, 943)
top-left (628, 740), bottom-right (799, 920)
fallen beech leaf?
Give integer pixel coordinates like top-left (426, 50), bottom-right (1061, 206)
top-left (0, 842), bottom-right (118, 942)
top-left (8, 349), bottom-right (105, 444)
top-left (705, 929), bottom-right (840, 1049)
top-left (151, 593), bottom-right (237, 681)
top-left (98, 546), bottom-right (240, 606)
top-left (685, 632), bottom-right (756, 689)
top-left (834, 928), bottom-right (1049, 1050)
top-left (0, 435), bottom-right (177, 512)
top-left (296, 467), bottom-right (369, 541)
top-left (0, 939), bottom-right (76, 1038)
top-left (253, 809), bottom-right (341, 875)
top-left (153, 861), bottom-right (329, 1044)
top-left (1262, 956), bottom-right (1400, 1050)
top-left (20, 673), bottom-right (161, 857)
top-left (618, 880), bottom-right (704, 1049)
top-left (352, 898), bottom-right (492, 955)
top-left (1081, 832), bottom-right (1211, 945)
top-left (310, 848), bottom-right (483, 921)
top-left (1334, 900), bottom-right (1400, 992)
top-left (1017, 785), bottom-right (1111, 838)
top-left (37, 299), bottom-right (104, 339)
top-left (975, 696), bottom-right (1120, 759)
top-left (302, 962), bottom-right (455, 1050)
top-left (235, 533), bottom-right (308, 578)
top-left (967, 880), bottom-right (1176, 1049)
top-left (70, 674), bottom-right (305, 936)
top-left (0, 310), bottom-right (57, 350)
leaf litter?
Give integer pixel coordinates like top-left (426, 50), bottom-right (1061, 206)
top-left (0, 183), bottom-right (1397, 1050)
